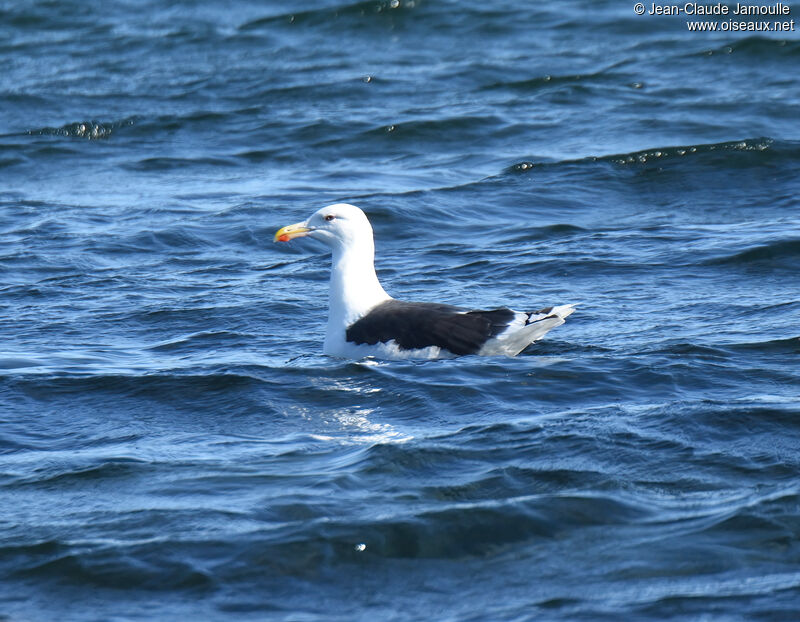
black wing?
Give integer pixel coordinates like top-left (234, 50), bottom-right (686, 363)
top-left (345, 300), bottom-right (516, 356)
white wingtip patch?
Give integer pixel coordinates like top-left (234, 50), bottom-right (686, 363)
top-left (550, 303), bottom-right (578, 320)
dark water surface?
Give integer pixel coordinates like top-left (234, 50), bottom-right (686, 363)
top-left (2, 1), bottom-right (799, 620)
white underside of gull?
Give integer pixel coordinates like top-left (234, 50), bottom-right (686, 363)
top-left (324, 336), bottom-right (454, 361)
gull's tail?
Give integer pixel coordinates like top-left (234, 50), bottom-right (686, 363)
top-left (479, 303), bottom-right (577, 357)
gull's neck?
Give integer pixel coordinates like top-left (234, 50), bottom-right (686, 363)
top-left (327, 236), bottom-right (390, 329)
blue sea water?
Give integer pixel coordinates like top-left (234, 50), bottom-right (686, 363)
top-left (1, 1), bottom-right (800, 620)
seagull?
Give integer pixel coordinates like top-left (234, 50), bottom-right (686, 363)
top-left (274, 203), bottom-right (575, 360)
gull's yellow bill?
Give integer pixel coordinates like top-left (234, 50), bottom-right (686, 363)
top-left (274, 222), bottom-right (311, 243)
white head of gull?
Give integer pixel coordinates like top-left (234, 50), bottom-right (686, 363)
top-left (275, 203), bottom-right (575, 360)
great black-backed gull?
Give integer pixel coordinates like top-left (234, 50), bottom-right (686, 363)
top-left (274, 203), bottom-right (575, 360)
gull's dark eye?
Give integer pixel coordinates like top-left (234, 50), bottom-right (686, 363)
top-left (325, 214), bottom-right (335, 222)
